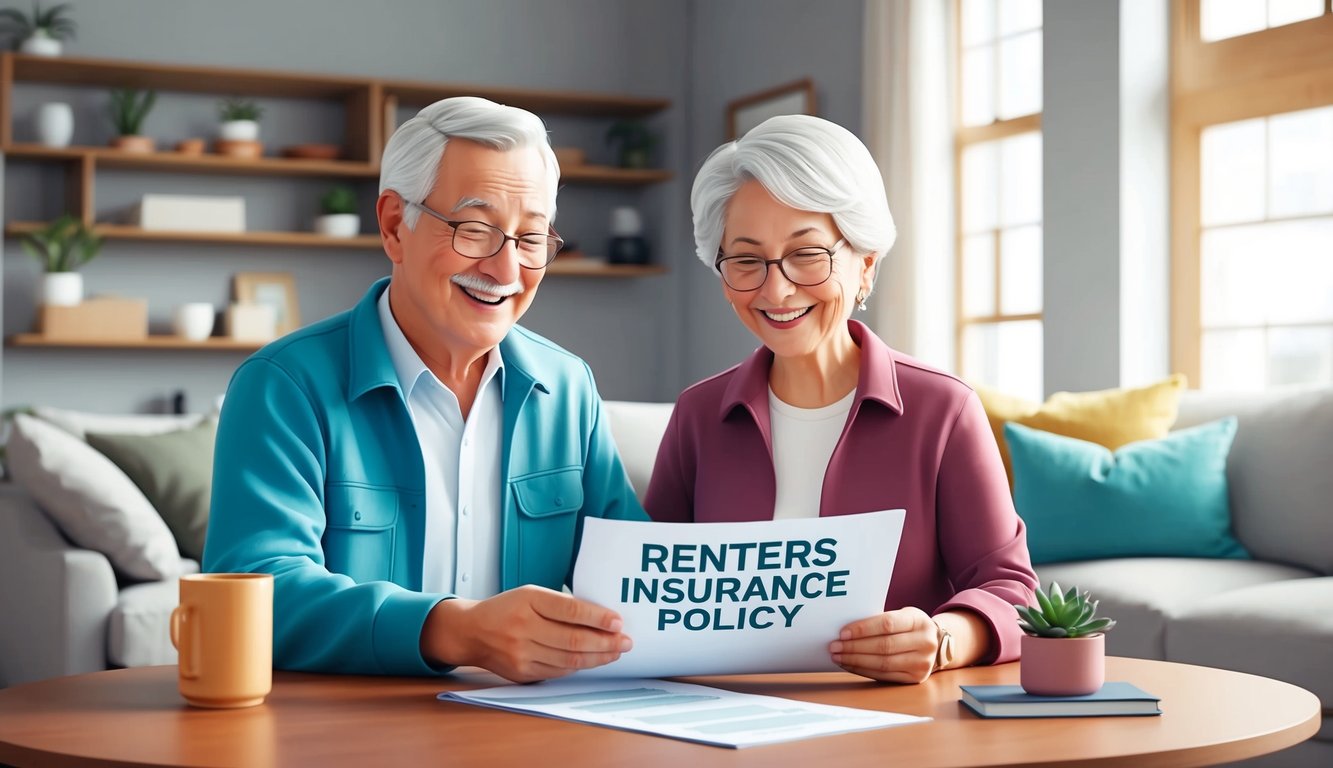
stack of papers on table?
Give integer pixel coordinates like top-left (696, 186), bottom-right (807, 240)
top-left (440, 677), bottom-right (929, 748)
top-left (960, 682), bottom-right (1162, 718)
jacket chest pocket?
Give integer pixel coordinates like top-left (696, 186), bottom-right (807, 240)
top-left (324, 484), bottom-right (400, 583)
top-left (512, 467), bottom-right (583, 589)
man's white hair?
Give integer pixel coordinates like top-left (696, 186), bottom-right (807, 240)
top-left (690, 114), bottom-right (895, 273)
top-left (379, 96), bottom-right (559, 230)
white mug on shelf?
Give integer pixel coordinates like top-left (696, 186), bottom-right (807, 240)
top-left (35, 103), bottom-right (74, 148)
top-left (174, 302), bottom-right (215, 342)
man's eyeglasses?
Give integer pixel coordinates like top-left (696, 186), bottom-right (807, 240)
top-left (714, 240), bottom-right (845, 292)
top-left (408, 201), bottom-right (564, 270)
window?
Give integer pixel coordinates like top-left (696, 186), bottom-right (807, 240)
top-left (956, 0), bottom-right (1044, 401)
top-left (1172, 0), bottom-right (1333, 391)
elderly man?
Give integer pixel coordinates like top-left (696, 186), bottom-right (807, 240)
top-left (204, 97), bottom-right (645, 683)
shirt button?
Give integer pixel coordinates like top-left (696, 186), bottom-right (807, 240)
top-left (460, 573), bottom-right (470, 583)
top-left (554, 497), bottom-right (564, 506)
top-left (462, 437), bottom-right (470, 448)
top-left (353, 511), bottom-right (362, 521)
top-left (461, 506), bottom-right (469, 517)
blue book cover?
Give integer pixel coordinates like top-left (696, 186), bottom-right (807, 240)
top-left (960, 682), bottom-right (1162, 718)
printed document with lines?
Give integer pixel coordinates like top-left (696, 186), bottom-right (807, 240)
top-left (439, 677), bottom-right (929, 748)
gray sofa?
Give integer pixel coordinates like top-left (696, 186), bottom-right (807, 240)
top-left (1, 389), bottom-right (1328, 765)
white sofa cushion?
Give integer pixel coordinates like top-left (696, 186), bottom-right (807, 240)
top-left (1036, 558), bottom-right (1317, 660)
top-left (107, 561), bottom-right (197, 669)
top-left (31, 405), bottom-right (205, 442)
top-left (1175, 388), bottom-right (1333, 574)
top-left (603, 400), bottom-right (673, 501)
top-left (1167, 577), bottom-right (1333, 710)
top-left (6, 414), bottom-right (183, 581)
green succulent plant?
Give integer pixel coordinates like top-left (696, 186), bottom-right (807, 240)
top-left (20, 213), bottom-right (100, 273)
top-left (320, 185), bottom-right (358, 215)
top-left (0, 2), bottom-right (76, 45)
top-left (218, 97), bottom-right (263, 122)
top-left (605, 120), bottom-right (656, 169)
top-left (1015, 582), bottom-right (1116, 639)
top-left (107, 88), bottom-right (156, 136)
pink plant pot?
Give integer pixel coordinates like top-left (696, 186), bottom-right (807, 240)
top-left (1020, 633), bottom-right (1105, 696)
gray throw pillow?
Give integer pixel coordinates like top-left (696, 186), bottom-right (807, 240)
top-left (87, 421), bottom-right (217, 562)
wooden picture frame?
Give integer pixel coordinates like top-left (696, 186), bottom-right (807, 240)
top-left (233, 271), bottom-right (301, 335)
top-left (726, 78), bottom-right (818, 140)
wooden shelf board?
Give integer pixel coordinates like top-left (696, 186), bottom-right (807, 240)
top-left (546, 259), bottom-right (666, 277)
top-left (8, 334), bottom-right (263, 351)
top-left (559, 165), bottom-right (673, 184)
top-left (5, 221), bottom-right (381, 249)
top-left (382, 80), bottom-right (669, 117)
top-left (3, 143), bottom-right (379, 177)
top-left (8, 53), bottom-right (368, 98)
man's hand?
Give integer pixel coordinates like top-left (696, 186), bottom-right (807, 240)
top-left (422, 585), bottom-right (632, 683)
top-left (828, 606), bottom-right (937, 684)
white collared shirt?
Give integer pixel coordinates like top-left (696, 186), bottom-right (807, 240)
top-left (768, 387), bottom-right (856, 520)
top-left (378, 287), bottom-right (504, 599)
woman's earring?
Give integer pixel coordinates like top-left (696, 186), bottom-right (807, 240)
top-left (856, 291), bottom-right (868, 312)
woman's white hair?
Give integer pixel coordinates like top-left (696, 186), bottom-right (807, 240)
top-left (379, 96), bottom-right (559, 229)
top-left (691, 114), bottom-right (895, 274)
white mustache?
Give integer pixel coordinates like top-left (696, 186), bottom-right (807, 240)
top-left (451, 273), bottom-right (523, 297)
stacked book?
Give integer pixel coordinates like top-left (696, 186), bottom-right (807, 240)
top-left (960, 682), bottom-right (1161, 718)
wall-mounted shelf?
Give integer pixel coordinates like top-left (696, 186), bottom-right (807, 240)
top-left (5, 221), bottom-right (381, 249)
top-left (2, 143), bottom-right (381, 178)
top-left (546, 259), bottom-right (667, 277)
top-left (559, 165), bottom-right (673, 185)
top-left (7, 334), bottom-right (263, 351)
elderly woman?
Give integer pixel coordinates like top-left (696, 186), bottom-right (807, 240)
top-left (644, 115), bottom-right (1038, 684)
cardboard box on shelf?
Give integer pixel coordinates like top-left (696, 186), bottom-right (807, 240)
top-left (39, 298), bottom-right (148, 341)
top-left (132, 194), bottom-right (246, 232)
top-left (225, 302), bottom-right (276, 342)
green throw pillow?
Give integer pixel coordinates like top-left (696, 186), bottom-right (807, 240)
top-left (1005, 418), bottom-right (1248, 564)
top-left (86, 420), bottom-right (216, 562)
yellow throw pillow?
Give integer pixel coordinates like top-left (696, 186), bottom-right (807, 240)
top-left (974, 374), bottom-right (1188, 487)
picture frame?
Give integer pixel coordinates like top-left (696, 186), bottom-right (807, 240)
top-left (726, 78), bottom-right (818, 140)
top-left (233, 271), bottom-right (301, 335)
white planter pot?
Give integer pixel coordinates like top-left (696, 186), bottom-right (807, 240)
top-left (35, 102), bottom-right (74, 148)
top-left (19, 34), bottom-right (62, 57)
top-left (314, 213), bottom-right (360, 238)
top-left (218, 120), bottom-right (259, 141)
top-left (42, 272), bottom-right (83, 307)
top-left (173, 302), bottom-right (216, 341)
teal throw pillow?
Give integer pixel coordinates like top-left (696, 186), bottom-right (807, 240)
top-left (86, 420), bottom-right (216, 562)
top-left (1005, 418), bottom-right (1248, 564)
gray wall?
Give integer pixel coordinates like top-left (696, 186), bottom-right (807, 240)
top-left (680, 0), bottom-right (867, 386)
top-left (2, 0), bottom-right (693, 412)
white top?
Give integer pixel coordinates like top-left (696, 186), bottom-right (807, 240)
top-left (378, 287), bottom-right (504, 599)
top-left (768, 387), bottom-right (856, 520)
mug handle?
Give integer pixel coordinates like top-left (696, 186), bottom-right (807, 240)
top-left (170, 605), bottom-right (198, 680)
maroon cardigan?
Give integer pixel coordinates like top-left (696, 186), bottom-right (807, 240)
top-left (644, 320), bottom-right (1038, 664)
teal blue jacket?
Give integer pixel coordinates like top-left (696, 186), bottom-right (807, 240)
top-left (204, 278), bottom-right (646, 675)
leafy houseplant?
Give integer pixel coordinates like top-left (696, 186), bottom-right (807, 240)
top-left (21, 213), bottom-right (101, 306)
top-left (107, 88), bottom-right (156, 153)
top-left (1016, 583), bottom-right (1116, 696)
top-left (0, 2), bottom-right (75, 56)
top-left (216, 97), bottom-right (263, 157)
top-left (314, 185), bottom-right (360, 238)
top-left (605, 120), bottom-right (656, 169)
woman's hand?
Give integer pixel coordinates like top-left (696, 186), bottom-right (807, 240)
top-left (829, 606), bottom-right (938, 683)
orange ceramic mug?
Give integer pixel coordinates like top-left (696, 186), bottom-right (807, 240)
top-left (170, 573), bottom-right (273, 708)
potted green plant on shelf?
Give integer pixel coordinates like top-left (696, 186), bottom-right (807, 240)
top-left (107, 88), bottom-right (157, 153)
top-left (314, 185), bottom-right (360, 238)
top-left (216, 97), bottom-right (264, 160)
top-left (21, 213), bottom-right (101, 307)
top-left (1015, 583), bottom-right (1117, 697)
top-left (605, 120), bottom-right (656, 169)
top-left (0, 2), bottom-right (75, 56)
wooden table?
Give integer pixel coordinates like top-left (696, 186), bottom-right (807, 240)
top-left (0, 657), bottom-right (1319, 767)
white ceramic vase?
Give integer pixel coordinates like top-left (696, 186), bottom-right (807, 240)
top-left (173, 302), bottom-right (216, 341)
top-left (42, 272), bottom-right (83, 306)
top-left (218, 119), bottom-right (259, 141)
top-left (19, 34), bottom-right (62, 57)
top-left (314, 214), bottom-right (360, 238)
top-left (35, 103), bottom-right (74, 148)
